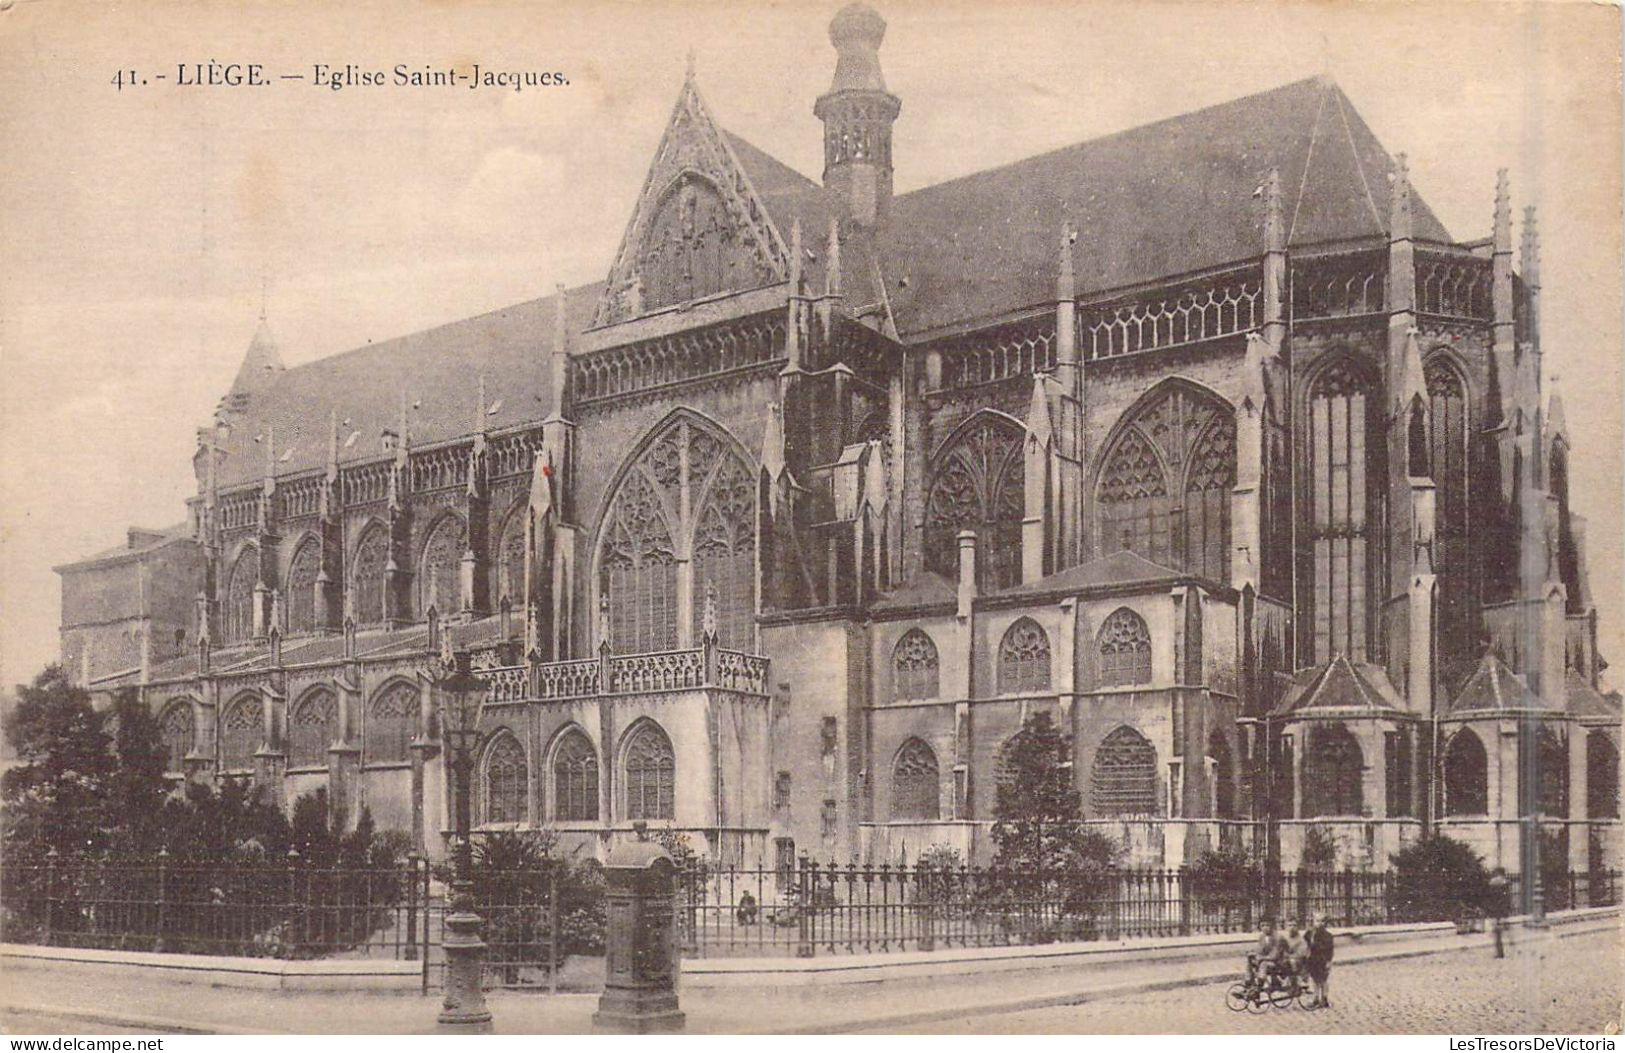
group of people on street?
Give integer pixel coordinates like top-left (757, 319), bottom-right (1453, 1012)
top-left (1247, 915), bottom-right (1335, 1008)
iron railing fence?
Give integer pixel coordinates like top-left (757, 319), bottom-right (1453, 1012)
top-left (678, 860), bottom-right (1624, 958)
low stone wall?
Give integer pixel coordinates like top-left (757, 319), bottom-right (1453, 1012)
top-left (0, 942), bottom-right (423, 993)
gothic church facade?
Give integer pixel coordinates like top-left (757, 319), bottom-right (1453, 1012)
top-left (58, 4), bottom-right (1619, 878)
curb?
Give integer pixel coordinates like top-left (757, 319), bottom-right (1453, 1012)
top-left (1, 1004), bottom-right (247, 1036)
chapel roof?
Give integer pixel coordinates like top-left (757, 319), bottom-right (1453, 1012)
top-left (1442, 652), bottom-right (1548, 717)
top-left (1271, 654), bottom-right (1410, 718)
top-left (996, 549), bottom-right (1198, 598)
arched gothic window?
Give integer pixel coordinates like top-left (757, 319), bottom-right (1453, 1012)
top-left (494, 509), bottom-right (528, 610)
top-left (220, 693), bottom-right (261, 771)
top-left (483, 733), bottom-right (527, 825)
top-left (997, 617), bottom-right (1052, 694)
top-left (598, 417), bottom-right (756, 655)
top-left (1097, 607), bottom-right (1153, 688)
top-left (553, 730), bottom-right (600, 822)
top-left (624, 722), bottom-right (676, 821)
top-left (1443, 727), bottom-right (1488, 816)
top-left (892, 738), bottom-right (940, 820)
top-left (288, 688), bottom-right (337, 770)
top-left (1587, 731), bottom-right (1619, 820)
top-left (1426, 358), bottom-right (1473, 655)
top-left (923, 415), bottom-right (1025, 590)
top-left (1096, 383), bottom-right (1236, 583)
top-left (159, 700), bottom-right (194, 773)
top-left (351, 526), bottom-right (388, 627)
top-left (286, 539), bottom-right (321, 635)
top-left (224, 550), bottom-right (257, 644)
top-left (1091, 726), bottom-right (1158, 817)
top-left (893, 629), bottom-right (940, 700)
top-left (1549, 443), bottom-right (1583, 614)
top-left (366, 682), bottom-right (418, 766)
top-left (1536, 726), bottom-right (1568, 817)
top-left (420, 515), bottom-right (467, 619)
top-left (638, 174), bottom-right (768, 312)
top-left (1302, 722), bottom-right (1364, 818)
top-left (1307, 358), bottom-right (1382, 663)
top-left (1208, 729), bottom-right (1236, 819)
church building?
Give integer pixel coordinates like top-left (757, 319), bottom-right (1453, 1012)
top-left (57, 3), bottom-right (1619, 881)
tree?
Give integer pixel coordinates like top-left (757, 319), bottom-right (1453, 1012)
top-left (1390, 833), bottom-right (1493, 922)
top-left (107, 688), bottom-right (170, 851)
top-left (990, 711), bottom-right (1120, 934)
top-left (1, 665), bottom-right (116, 853)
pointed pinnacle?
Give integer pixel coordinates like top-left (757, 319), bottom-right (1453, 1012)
top-left (1493, 169), bottom-right (1512, 253)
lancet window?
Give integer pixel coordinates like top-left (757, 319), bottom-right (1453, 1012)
top-left (892, 629), bottom-right (940, 701)
top-left (483, 733), bottom-right (528, 825)
top-left (420, 514), bottom-right (466, 619)
top-left (553, 730), bottom-right (600, 822)
top-left (892, 738), bottom-right (940, 821)
top-left (288, 688), bottom-right (337, 770)
top-left (351, 526), bottom-right (388, 627)
top-left (1307, 358), bottom-right (1382, 663)
top-left (224, 550), bottom-right (257, 644)
top-left (624, 722), bottom-right (676, 821)
top-left (923, 414), bottom-right (1025, 591)
top-left (286, 539), bottom-right (321, 635)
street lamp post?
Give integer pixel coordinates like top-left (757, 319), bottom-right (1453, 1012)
top-left (432, 647), bottom-right (493, 1034)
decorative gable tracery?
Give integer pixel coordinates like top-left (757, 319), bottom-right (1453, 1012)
top-left (594, 78), bottom-right (789, 327)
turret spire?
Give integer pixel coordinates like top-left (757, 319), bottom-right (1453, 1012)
top-left (814, 3), bottom-right (901, 227)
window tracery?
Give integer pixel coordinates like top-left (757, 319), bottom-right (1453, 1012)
top-left (159, 700), bottom-right (194, 773)
top-left (1425, 358), bottom-right (1474, 654)
top-left (892, 738), bottom-right (940, 820)
top-left (1307, 358), bottom-right (1380, 663)
top-left (220, 693), bottom-right (261, 771)
top-left (1090, 726), bottom-right (1158, 817)
top-left (495, 509), bottom-right (528, 609)
top-left (553, 730), bottom-right (599, 822)
top-left (924, 415), bottom-right (1024, 590)
top-left (286, 539), bottom-right (320, 635)
top-left (366, 682), bottom-right (418, 766)
top-left (638, 175), bottom-right (768, 312)
top-left (1303, 722), bottom-right (1364, 818)
top-left (624, 722), bottom-right (675, 821)
top-left (1097, 607), bottom-right (1153, 688)
top-left (483, 733), bottom-right (527, 825)
top-left (892, 629), bottom-right (940, 701)
top-left (351, 526), bottom-right (388, 627)
top-left (998, 617), bottom-right (1052, 695)
top-left (289, 688), bottom-right (337, 770)
top-left (224, 550), bottom-right (257, 644)
top-left (420, 515), bottom-right (466, 618)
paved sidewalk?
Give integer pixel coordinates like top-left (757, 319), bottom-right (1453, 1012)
top-left (1, 918), bottom-right (1611, 1035)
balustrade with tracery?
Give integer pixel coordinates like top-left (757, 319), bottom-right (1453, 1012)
top-left (1083, 275), bottom-right (1261, 359)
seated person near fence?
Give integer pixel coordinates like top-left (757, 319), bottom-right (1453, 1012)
top-left (736, 890), bottom-right (759, 926)
top-left (1246, 922), bottom-right (1286, 987)
top-left (1285, 923), bottom-right (1309, 978)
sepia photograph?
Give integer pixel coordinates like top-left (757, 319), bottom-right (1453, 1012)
top-left (0, 0), bottom-right (1620, 1038)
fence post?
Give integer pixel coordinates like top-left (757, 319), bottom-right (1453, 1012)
top-left (44, 847), bottom-right (58, 946)
top-left (1176, 865), bottom-right (1190, 937)
top-left (405, 852), bottom-right (422, 963)
top-left (1341, 867), bottom-right (1354, 926)
top-left (795, 854), bottom-right (813, 958)
top-left (155, 848), bottom-right (169, 953)
top-left (285, 848), bottom-right (301, 959)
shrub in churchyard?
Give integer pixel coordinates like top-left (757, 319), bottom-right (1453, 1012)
top-left (0, 665), bottom-right (118, 855)
top-left (1389, 833), bottom-right (1493, 923)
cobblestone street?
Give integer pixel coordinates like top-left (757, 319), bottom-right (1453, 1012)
top-left (897, 929), bottom-right (1623, 1034)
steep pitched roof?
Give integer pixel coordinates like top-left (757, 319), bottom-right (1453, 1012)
top-left (877, 77), bottom-right (1450, 336)
top-left (214, 284), bottom-right (601, 489)
top-left (1272, 654), bottom-right (1410, 717)
top-left (1443, 653), bottom-right (1550, 717)
top-left (1566, 670), bottom-right (1622, 720)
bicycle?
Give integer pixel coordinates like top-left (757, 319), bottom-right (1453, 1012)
top-left (1225, 965), bottom-right (1316, 1012)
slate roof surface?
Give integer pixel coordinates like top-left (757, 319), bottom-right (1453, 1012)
top-left (996, 549), bottom-right (1195, 598)
top-left (1565, 670), bottom-right (1622, 719)
top-left (870, 570), bottom-right (957, 613)
top-left (1443, 653), bottom-right (1546, 716)
top-left (1271, 654), bottom-right (1410, 717)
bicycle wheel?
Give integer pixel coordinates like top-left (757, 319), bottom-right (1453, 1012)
top-left (1295, 982), bottom-right (1317, 1010)
top-left (1269, 979), bottom-right (1297, 1008)
top-left (1246, 988), bottom-right (1269, 1014)
top-left (1225, 983), bottom-right (1250, 1012)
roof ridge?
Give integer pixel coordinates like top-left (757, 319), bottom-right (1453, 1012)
top-left (1287, 82), bottom-right (1332, 245)
top-left (1330, 84), bottom-right (1385, 232)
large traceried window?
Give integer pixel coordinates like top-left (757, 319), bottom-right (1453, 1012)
top-left (1096, 382), bottom-right (1235, 583)
top-left (893, 628), bottom-right (940, 700)
top-left (997, 617), bottom-right (1052, 695)
top-left (495, 508), bottom-right (528, 611)
top-left (598, 416), bottom-right (757, 655)
top-left (1303, 722), bottom-right (1364, 818)
top-left (288, 688), bottom-right (337, 770)
top-left (1097, 607), bottom-right (1153, 688)
top-left (159, 700), bottom-right (194, 773)
top-left (366, 682), bottom-right (418, 766)
top-left (1587, 731), bottom-right (1619, 820)
top-left (483, 733), bottom-right (528, 825)
top-left (1307, 358), bottom-right (1381, 663)
top-left (624, 722), bottom-right (676, 821)
top-left (351, 526), bottom-right (388, 626)
top-left (285, 539), bottom-right (321, 636)
top-left (892, 738), bottom-right (940, 820)
top-left (1536, 726), bottom-right (1568, 817)
top-left (1425, 357), bottom-right (1474, 656)
top-left (638, 174), bottom-right (768, 312)
top-left (1091, 726), bottom-right (1158, 817)
top-left (220, 693), bottom-right (261, 772)
top-left (1443, 727), bottom-right (1488, 816)
top-left (552, 729), bottom-right (599, 822)
top-left (223, 550), bottom-right (257, 644)
top-left (420, 514), bottom-right (466, 619)
top-left (924, 414), bottom-right (1025, 591)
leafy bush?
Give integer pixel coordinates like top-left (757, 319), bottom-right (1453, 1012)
top-left (1389, 833), bottom-right (1493, 922)
top-left (1301, 825), bottom-right (1338, 870)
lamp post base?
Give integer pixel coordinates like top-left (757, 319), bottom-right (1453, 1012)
top-left (437, 901), bottom-right (493, 1034)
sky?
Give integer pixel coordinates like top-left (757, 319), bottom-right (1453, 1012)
top-left (0, 0), bottom-right (1620, 693)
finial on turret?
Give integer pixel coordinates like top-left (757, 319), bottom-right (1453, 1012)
top-left (1520, 206), bottom-right (1540, 288)
top-left (1493, 169), bottom-right (1512, 254)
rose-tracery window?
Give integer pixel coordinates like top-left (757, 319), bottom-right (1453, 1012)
top-left (553, 730), bottom-right (599, 822)
top-left (288, 688), bottom-right (337, 770)
top-left (639, 174), bottom-right (766, 312)
top-left (998, 617), bottom-right (1052, 694)
top-left (286, 539), bottom-right (321, 635)
top-left (892, 738), bottom-right (940, 820)
top-left (159, 700), bottom-right (194, 773)
top-left (366, 682), bottom-right (418, 766)
top-left (893, 628), bottom-right (940, 700)
top-left (598, 417), bottom-right (756, 654)
top-left (1426, 358), bottom-right (1474, 655)
top-left (1303, 722), bottom-right (1364, 818)
top-left (1096, 382), bottom-right (1235, 583)
top-left (1097, 607), bottom-right (1153, 688)
top-left (483, 733), bottom-right (527, 825)
top-left (924, 414), bottom-right (1024, 591)
top-left (351, 526), bottom-right (388, 626)
top-left (624, 722), bottom-right (675, 821)
top-left (1307, 358), bottom-right (1382, 663)
top-left (420, 515), bottom-right (466, 618)
top-left (220, 693), bottom-right (261, 771)
top-left (1091, 726), bottom-right (1158, 817)
top-left (224, 550), bottom-right (257, 644)
top-left (1443, 727), bottom-right (1487, 816)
